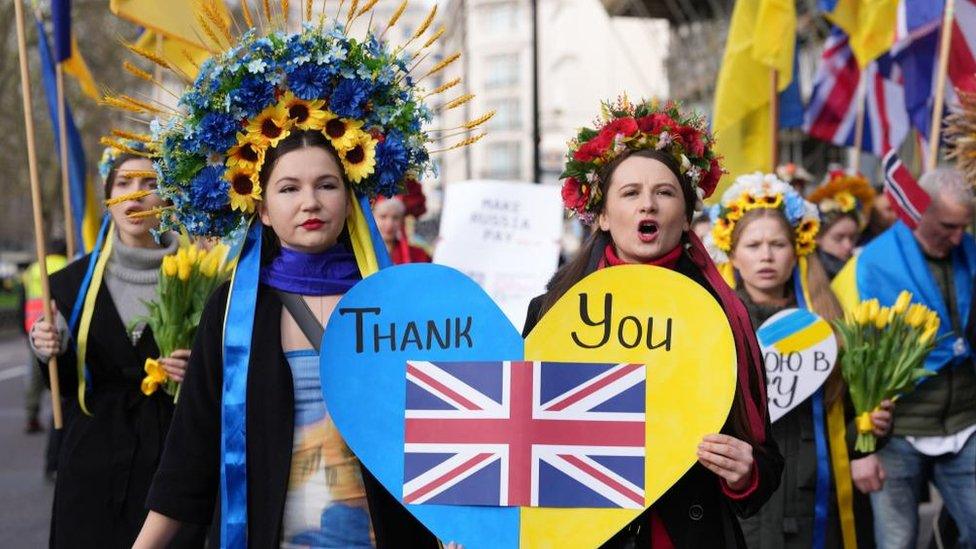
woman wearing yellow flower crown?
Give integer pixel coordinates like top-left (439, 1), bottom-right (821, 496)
top-left (27, 141), bottom-right (198, 547)
top-left (116, 2), bottom-right (487, 547)
top-left (807, 171), bottom-right (877, 279)
top-left (525, 99), bottom-right (783, 547)
top-left (709, 172), bottom-right (892, 549)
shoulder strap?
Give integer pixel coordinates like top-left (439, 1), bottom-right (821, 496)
top-left (275, 290), bottom-right (324, 353)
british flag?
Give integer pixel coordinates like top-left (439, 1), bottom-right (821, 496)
top-left (804, 28), bottom-right (909, 156)
top-left (402, 360), bottom-right (646, 509)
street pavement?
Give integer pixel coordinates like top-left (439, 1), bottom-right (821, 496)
top-left (0, 331), bottom-right (53, 548)
top-left (0, 331), bottom-right (947, 548)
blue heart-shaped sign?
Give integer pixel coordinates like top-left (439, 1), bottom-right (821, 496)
top-left (321, 263), bottom-right (524, 547)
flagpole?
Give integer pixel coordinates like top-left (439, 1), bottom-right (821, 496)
top-left (15, 0), bottom-right (64, 430)
top-left (928, 0), bottom-right (956, 171)
top-left (852, 70), bottom-right (867, 174)
top-left (770, 69), bottom-right (780, 171)
top-left (55, 64), bottom-right (76, 258)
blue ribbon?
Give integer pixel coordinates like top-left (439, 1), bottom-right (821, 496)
top-left (67, 214), bottom-right (110, 391)
top-left (794, 270), bottom-right (830, 549)
top-left (220, 220), bottom-right (262, 548)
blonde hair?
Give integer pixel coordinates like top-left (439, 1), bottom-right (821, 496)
top-left (731, 208), bottom-right (846, 404)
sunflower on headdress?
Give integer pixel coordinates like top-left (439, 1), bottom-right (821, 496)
top-left (280, 92), bottom-right (330, 131)
top-left (340, 131), bottom-right (378, 184)
top-left (226, 166), bottom-right (262, 213)
top-left (246, 103), bottom-right (294, 149)
top-left (324, 116), bottom-right (366, 152)
top-left (807, 171), bottom-right (876, 229)
top-left (226, 133), bottom-right (267, 173)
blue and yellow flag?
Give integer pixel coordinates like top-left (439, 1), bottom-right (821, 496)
top-left (52, 0), bottom-right (98, 100)
top-left (711, 0), bottom-right (797, 201)
top-left (36, 13), bottom-right (100, 252)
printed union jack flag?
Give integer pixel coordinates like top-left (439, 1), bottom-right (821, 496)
top-left (402, 360), bottom-right (646, 509)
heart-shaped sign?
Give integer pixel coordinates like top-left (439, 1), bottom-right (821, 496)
top-left (321, 263), bottom-right (737, 548)
top-left (756, 308), bottom-right (838, 423)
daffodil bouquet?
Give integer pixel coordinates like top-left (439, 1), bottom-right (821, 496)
top-left (834, 291), bottom-right (940, 452)
top-left (140, 239), bottom-right (234, 398)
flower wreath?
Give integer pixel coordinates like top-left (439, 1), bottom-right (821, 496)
top-left (806, 170), bottom-right (876, 230)
top-left (709, 172), bottom-right (821, 257)
top-left (101, 5), bottom-right (490, 238)
top-left (560, 97), bottom-right (724, 224)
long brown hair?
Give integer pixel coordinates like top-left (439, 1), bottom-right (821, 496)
top-left (729, 208), bottom-right (846, 404)
top-left (539, 149), bottom-right (696, 315)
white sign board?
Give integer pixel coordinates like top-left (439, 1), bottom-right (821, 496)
top-left (434, 180), bottom-right (563, 328)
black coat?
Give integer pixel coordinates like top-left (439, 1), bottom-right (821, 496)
top-left (147, 282), bottom-right (439, 548)
top-left (522, 253), bottom-right (784, 548)
top-left (40, 255), bottom-right (177, 548)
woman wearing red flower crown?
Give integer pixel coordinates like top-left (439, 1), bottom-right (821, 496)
top-left (524, 98), bottom-right (783, 548)
top-left (373, 180), bottom-right (433, 265)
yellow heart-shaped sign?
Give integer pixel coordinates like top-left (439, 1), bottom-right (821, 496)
top-left (521, 265), bottom-right (737, 548)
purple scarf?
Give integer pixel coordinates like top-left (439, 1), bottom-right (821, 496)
top-left (259, 244), bottom-right (361, 296)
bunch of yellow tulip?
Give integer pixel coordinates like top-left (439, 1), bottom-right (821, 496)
top-left (141, 237), bottom-right (234, 398)
top-left (834, 290), bottom-right (940, 452)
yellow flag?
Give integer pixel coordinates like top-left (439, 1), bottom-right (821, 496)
top-left (827, 0), bottom-right (897, 68)
top-left (110, 0), bottom-right (226, 53)
top-left (135, 30), bottom-right (211, 80)
top-left (710, 0), bottom-right (796, 202)
top-left (63, 38), bottom-right (99, 100)
top-left (81, 177), bottom-right (101, 253)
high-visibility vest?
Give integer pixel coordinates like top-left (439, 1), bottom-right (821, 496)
top-left (22, 255), bottom-right (68, 332)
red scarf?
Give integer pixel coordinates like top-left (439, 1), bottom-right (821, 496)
top-left (597, 235), bottom-right (768, 549)
top-left (601, 242), bottom-right (684, 270)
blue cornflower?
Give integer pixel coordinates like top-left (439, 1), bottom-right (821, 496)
top-left (230, 75), bottom-right (276, 117)
top-left (286, 63), bottom-right (333, 100)
top-left (189, 165), bottom-right (230, 211)
top-left (196, 112), bottom-right (240, 153)
top-left (330, 77), bottom-right (372, 119)
top-left (375, 132), bottom-right (408, 194)
top-left (284, 35), bottom-right (312, 66)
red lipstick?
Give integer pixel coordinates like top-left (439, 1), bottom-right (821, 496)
top-left (301, 218), bottom-right (325, 230)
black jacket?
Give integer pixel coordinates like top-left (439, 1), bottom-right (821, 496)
top-left (147, 282), bottom-right (439, 548)
top-left (40, 255), bottom-right (179, 548)
top-left (522, 253), bottom-right (784, 548)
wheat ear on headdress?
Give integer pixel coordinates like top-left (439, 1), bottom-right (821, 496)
top-left (381, 0), bottom-right (408, 39)
top-left (430, 132), bottom-right (486, 154)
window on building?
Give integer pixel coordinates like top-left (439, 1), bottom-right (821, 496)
top-left (484, 141), bottom-right (521, 179)
top-left (484, 53), bottom-right (520, 89)
top-left (481, 1), bottom-right (519, 34)
top-left (487, 97), bottom-right (521, 130)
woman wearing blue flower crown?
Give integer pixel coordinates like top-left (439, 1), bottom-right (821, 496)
top-left (108, 3), bottom-right (488, 548)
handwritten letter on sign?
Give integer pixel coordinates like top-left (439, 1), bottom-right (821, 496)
top-left (756, 308), bottom-right (838, 423)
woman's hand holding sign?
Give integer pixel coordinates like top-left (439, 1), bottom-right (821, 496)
top-left (697, 434), bottom-right (755, 491)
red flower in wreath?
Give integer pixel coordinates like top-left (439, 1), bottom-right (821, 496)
top-left (600, 117), bottom-right (639, 139)
top-left (573, 133), bottom-right (613, 162)
top-left (637, 113), bottom-right (677, 134)
top-left (700, 157), bottom-right (723, 198)
top-left (561, 177), bottom-right (589, 210)
top-left (677, 125), bottom-right (705, 157)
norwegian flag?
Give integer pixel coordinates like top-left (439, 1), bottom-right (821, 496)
top-left (804, 28), bottom-right (909, 156)
top-left (402, 360), bottom-right (646, 509)
top-left (883, 150), bottom-right (931, 228)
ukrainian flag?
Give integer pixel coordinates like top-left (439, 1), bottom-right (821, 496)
top-left (36, 8), bottom-right (100, 253)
